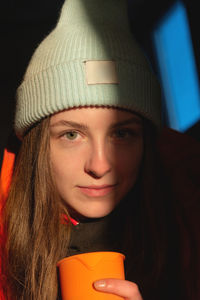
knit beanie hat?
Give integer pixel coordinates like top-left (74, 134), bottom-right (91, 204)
top-left (15, 0), bottom-right (161, 137)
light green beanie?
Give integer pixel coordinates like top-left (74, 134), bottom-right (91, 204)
top-left (15, 0), bottom-right (162, 137)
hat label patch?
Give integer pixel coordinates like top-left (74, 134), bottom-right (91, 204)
top-left (85, 60), bottom-right (118, 85)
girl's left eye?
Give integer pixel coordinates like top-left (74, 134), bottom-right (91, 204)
top-left (63, 131), bottom-right (79, 140)
top-left (113, 129), bottom-right (134, 139)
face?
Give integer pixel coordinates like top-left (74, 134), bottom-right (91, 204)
top-left (50, 107), bottom-right (143, 219)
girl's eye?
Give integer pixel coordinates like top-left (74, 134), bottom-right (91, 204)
top-left (113, 129), bottom-right (133, 139)
top-left (63, 131), bottom-right (79, 140)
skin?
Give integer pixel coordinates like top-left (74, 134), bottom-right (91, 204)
top-left (93, 278), bottom-right (143, 300)
top-left (50, 106), bottom-right (144, 299)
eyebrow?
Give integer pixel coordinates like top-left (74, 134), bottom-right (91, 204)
top-left (50, 117), bottom-right (143, 130)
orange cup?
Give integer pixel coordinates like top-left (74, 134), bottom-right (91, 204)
top-left (57, 251), bottom-right (125, 300)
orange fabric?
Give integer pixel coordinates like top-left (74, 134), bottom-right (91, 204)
top-left (0, 149), bottom-right (16, 299)
top-left (0, 149), bottom-right (15, 206)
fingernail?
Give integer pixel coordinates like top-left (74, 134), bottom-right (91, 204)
top-left (93, 280), bottom-right (107, 289)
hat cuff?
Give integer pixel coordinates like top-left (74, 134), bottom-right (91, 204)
top-left (15, 59), bottom-right (161, 136)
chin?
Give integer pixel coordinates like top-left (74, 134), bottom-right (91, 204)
top-left (80, 205), bottom-right (116, 219)
top-left (67, 197), bottom-right (120, 220)
top-left (83, 211), bottom-right (110, 219)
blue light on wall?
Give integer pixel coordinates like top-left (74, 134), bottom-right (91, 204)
top-left (152, 1), bottom-right (200, 132)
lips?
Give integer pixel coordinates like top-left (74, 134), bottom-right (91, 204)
top-left (83, 184), bottom-right (116, 189)
top-left (77, 184), bottom-right (117, 197)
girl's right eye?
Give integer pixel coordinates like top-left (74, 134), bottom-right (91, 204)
top-left (62, 131), bottom-right (79, 140)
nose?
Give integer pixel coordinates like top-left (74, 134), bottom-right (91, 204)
top-left (84, 140), bottom-right (112, 178)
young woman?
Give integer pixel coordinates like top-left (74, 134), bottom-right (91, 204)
top-left (0, 0), bottom-right (199, 299)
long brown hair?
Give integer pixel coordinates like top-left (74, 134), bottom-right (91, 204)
top-left (1, 117), bottom-right (71, 299)
top-left (122, 121), bottom-right (198, 300)
top-left (120, 121), bottom-right (181, 298)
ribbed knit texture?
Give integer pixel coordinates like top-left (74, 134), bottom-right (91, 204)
top-left (15, 0), bottom-right (161, 137)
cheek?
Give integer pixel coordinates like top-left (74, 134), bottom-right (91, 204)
top-left (50, 145), bottom-right (86, 187)
top-left (50, 147), bottom-right (71, 184)
top-left (116, 142), bottom-right (143, 180)
top-left (51, 155), bottom-right (77, 183)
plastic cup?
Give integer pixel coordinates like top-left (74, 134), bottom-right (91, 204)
top-left (57, 251), bottom-right (125, 300)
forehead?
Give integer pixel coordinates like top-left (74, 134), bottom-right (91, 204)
top-left (50, 107), bottom-right (142, 125)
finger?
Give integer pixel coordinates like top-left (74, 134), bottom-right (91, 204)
top-left (93, 278), bottom-right (143, 300)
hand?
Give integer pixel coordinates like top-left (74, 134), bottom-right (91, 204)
top-left (93, 278), bottom-right (143, 300)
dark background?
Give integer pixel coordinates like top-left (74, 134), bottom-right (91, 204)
top-left (0, 0), bottom-right (200, 167)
